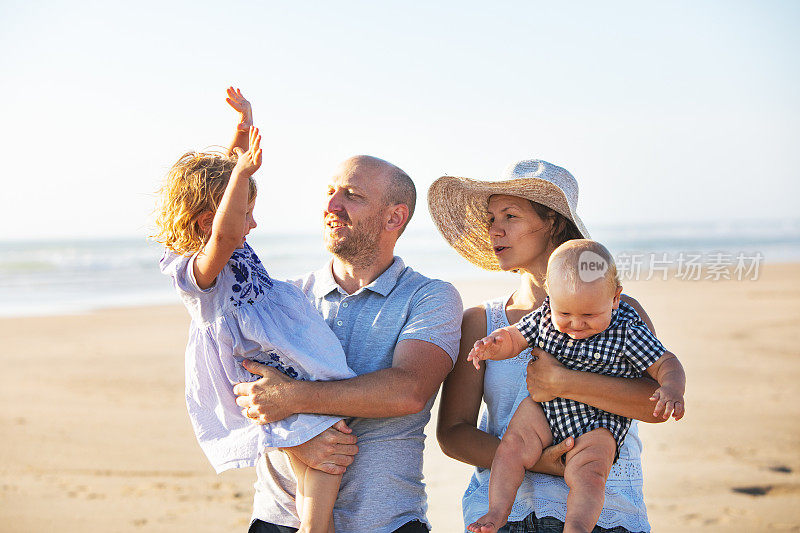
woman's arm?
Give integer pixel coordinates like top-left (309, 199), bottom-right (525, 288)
top-left (525, 295), bottom-right (666, 424)
top-left (437, 306), bottom-right (498, 469)
top-left (437, 306), bottom-right (572, 475)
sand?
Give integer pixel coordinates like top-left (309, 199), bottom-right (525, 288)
top-left (1, 264), bottom-right (799, 532)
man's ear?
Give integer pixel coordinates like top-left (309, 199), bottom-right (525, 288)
top-left (196, 211), bottom-right (214, 235)
top-left (385, 203), bottom-right (410, 233)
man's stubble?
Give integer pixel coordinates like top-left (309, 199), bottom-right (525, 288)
top-left (324, 210), bottom-right (384, 269)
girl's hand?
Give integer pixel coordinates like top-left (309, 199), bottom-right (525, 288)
top-left (526, 348), bottom-right (567, 402)
top-left (226, 86), bottom-right (253, 132)
top-left (232, 127), bottom-right (262, 177)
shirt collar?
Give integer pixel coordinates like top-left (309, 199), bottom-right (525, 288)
top-left (607, 306), bottom-right (623, 330)
top-left (311, 256), bottom-right (406, 299)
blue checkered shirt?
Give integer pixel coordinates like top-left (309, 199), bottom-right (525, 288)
top-left (517, 297), bottom-right (665, 457)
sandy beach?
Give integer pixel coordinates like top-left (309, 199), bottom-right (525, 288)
top-left (2, 264), bottom-right (799, 532)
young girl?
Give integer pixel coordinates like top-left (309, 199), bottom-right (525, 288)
top-left (153, 88), bottom-right (355, 533)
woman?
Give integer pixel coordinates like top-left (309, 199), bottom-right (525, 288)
top-left (429, 160), bottom-right (668, 533)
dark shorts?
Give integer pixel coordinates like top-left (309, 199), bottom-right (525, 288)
top-left (248, 518), bottom-right (428, 533)
top-left (501, 512), bottom-right (639, 533)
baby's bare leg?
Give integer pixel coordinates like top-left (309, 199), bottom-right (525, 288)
top-left (285, 450), bottom-right (341, 533)
top-left (467, 398), bottom-right (553, 533)
top-left (563, 428), bottom-right (616, 533)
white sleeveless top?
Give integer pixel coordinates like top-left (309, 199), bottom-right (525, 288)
top-left (461, 296), bottom-right (651, 532)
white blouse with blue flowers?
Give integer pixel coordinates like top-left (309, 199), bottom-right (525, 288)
top-left (160, 243), bottom-right (356, 473)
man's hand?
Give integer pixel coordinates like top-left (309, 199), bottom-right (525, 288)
top-left (529, 437), bottom-right (574, 476)
top-left (283, 420), bottom-right (358, 475)
top-left (226, 86), bottom-right (254, 132)
top-left (234, 360), bottom-right (298, 424)
top-left (526, 348), bottom-right (567, 403)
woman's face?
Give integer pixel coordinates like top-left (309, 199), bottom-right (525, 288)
top-left (486, 195), bottom-right (554, 273)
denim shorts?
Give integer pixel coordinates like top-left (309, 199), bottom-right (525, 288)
top-left (248, 518), bottom-right (428, 533)
top-left (500, 512), bottom-right (638, 533)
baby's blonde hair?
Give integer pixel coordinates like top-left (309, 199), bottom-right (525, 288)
top-left (152, 151), bottom-right (257, 255)
top-left (546, 239), bottom-right (621, 295)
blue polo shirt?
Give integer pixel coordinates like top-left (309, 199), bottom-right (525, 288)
top-left (252, 256), bottom-right (463, 532)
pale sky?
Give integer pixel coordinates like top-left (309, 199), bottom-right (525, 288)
top-left (1, 1), bottom-right (798, 240)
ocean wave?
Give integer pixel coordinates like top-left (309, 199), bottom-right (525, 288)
top-left (1, 221), bottom-right (798, 317)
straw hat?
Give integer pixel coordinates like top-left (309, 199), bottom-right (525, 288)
top-left (427, 159), bottom-right (590, 271)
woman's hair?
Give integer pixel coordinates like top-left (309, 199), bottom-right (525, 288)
top-left (152, 151), bottom-right (257, 255)
top-left (529, 201), bottom-right (583, 247)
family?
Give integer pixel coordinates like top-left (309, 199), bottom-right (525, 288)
top-left (153, 89), bottom-right (685, 533)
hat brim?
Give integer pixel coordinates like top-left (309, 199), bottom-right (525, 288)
top-left (427, 176), bottom-right (590, 271)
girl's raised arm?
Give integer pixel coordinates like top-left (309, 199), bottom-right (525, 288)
top-left (193, 126), bottom-right (262, 289)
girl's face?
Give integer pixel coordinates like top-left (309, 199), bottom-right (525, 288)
top-left (199, 197), bottom-right (257, 248)
top-left (486, 195), bottom-right (555, 273)
top-left (240, 198), bottom-right (258, 247)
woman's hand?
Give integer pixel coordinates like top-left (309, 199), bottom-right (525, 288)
top-left (226, 86), bottom-right (253, 132)
top-left (526, 347), bottom-right (567, 402)
top-left (529, 437), bottom-right (574, 476)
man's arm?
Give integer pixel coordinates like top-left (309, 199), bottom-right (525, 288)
top-left (236, 338), bottom-right (453, 422)
top-left (234, 278), bottom-right (462, 473)
top-left (237, 340), bottom-right (453, 475)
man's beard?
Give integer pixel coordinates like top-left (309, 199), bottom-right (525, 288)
top-left (324, 212), bottom-right (383, 268)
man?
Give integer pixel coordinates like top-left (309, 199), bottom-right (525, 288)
top-left (234, 155), bottom-right (463, 532)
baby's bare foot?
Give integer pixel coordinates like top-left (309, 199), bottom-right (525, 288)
top-left (467, 511), bottom-right (507, 533)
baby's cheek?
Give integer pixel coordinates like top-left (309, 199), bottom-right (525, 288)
top-left (597, 316), bottom-right (613, 331)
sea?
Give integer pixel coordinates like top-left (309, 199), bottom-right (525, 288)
top-left (2, 218), bottom-right (799, 318)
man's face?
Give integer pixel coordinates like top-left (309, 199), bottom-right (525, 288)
top-left (323, 158), bottom-right (388, 264)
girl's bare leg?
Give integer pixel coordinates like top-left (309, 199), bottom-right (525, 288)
top-left (467, 398), bottom-right (553, 533)
top-left (285, 451), bottom-right (341, 533)
top-left (563, 428), bottom-right (616, 533)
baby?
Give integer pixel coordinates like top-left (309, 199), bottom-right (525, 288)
top-left (467, 239), bottom-right (685, 533)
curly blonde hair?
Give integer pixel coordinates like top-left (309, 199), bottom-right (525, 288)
top-left (152, 151), bottom-right (257, 255)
